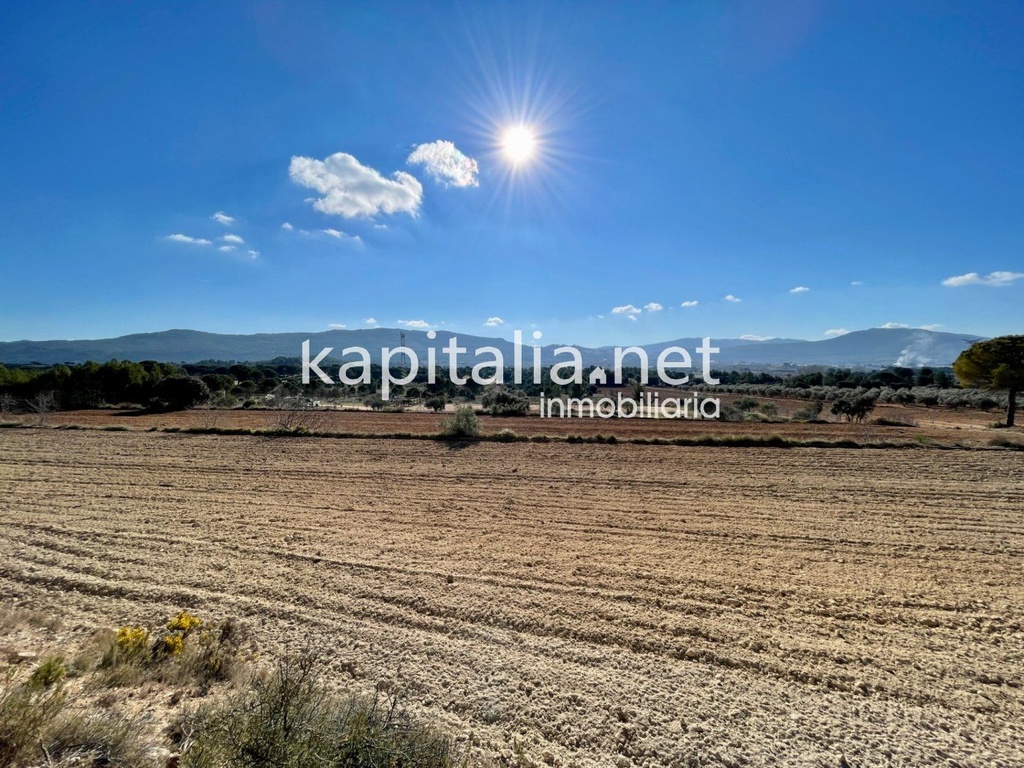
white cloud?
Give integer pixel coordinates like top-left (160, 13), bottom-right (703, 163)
top-left (643, 302), bottom-right (663, 312)
top-left (612, 304), bottom-right (642, 315)
top-left (941, 271), bottom-right (1024, 287)
top-left (328, 323), bottom-right (347, 330)
top-left (406, 140), bottom-right (479, 188)
top-left (218, 245), bottom-right (236, 253)
top-left (211, 211), bottom-right (235, 226)
top-left (281, 222), bottom-right (294, 231)
top-left (398, 319), bottom-right (430, 328)
top-left (789, 286), bottom-right (810, 294)
top-left (247, 249), bottom-right (260, 259)
top-left (166, 234), bottom-right (212, 245)
top-left (851, 281), bottom-right (864, 287)
top-left (364, 317), bottom-right (378, 325)
top-left (740, 334), bottom-right (773, 341)
top-left (321, 228), bottom-right (361, 242)
top-left (297, 227), bottom-right (362, 243)
top-left (824, 328), bottom-right (849, 337)
top-left (289, 152), bottom-right (422, 218)
top-left (919, 324), bottom-right (944, 331)
top-left (680, 300), bottom-right (699, 308)
top-left (723, 294), bottom-right (741, 303)
top-left (627, 315), bottom-right (637, 321)
top-left (484, 317), bottom-right (505, 327)
top-left (881, 322), bottom-right (910, 329)
top-left (221, 234), bottom-right (244, 244)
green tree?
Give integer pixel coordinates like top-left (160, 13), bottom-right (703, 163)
top-left (953, 335), bottom-right (1024, 427)
top-left (155, 376), bottom-right (210, 411)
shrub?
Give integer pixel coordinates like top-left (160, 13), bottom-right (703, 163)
top-left (27, 657), bottom-right (66, 690)
top-left (439, 406), bottom-right (480, 438)
top-left (183, 618), bottom-right (251, 687)
top-left (481, 386), bottom-right (530, 416)
top-left (792, 400), bottom-right (824, 421)
top-left (156, 633), bottom-right (186, 658)
top-left (493, 428), bottom-right (518, 442)
top-left (168, 611), bottom-right (202, 635)
top-left (717, 403), bottom-right (743, 422)
top-left (424, 396), bottom-right (447, 412)
top-left (98, 614), bottom-right (250, 691)
top-left (0, 671), bottom-right (147, 767)
top-left (180, 650), bottom-right (458, 768)
top-left (114, 625), bottom-right (149, 658)
top-left (0, 677), bottom-right (67, 766)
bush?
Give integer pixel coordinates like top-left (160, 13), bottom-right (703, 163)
top-left (481, 386), bottom-right (530, 416)
top-left (0, 674), bottom-right (63, 765)
top-left (27, 657), bottom-right (66, 690)
top-left (0, 671), bottom-right (147, 767)
top-left (792, 400), bottom-right (823, 421)
top-left (439, 406), bottom-right (480, 438)
top-left (424, 396), bottom-right (447, 412)
top-left (168, 611), bottom-right (202, 634)
top-left (493, 428), bottom-right (518, 442)
top-left (114, 625), bottom-right (149, 658)
top-left (98, 614), bottom-right (250, 691)
top-left (155, 376), bottom-right (211, 411)
top-left (180, 651), bottom-right (457, 768)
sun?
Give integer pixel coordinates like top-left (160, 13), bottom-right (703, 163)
top-left (502, 125), bottom-right (536, 164)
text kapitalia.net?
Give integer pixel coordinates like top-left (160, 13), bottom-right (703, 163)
top-left (301, 331), bottom-right (722, 400)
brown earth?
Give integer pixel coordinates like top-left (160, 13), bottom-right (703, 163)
top-left (1, 429), bottom-right (1022, 766)
top-left (5, 397), bottom-right (1021, 447)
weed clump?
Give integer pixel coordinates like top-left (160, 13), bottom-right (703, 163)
top-left (97, 612), bottom-right (251, 691)
top-left (180, 650), bottom-right (458, 768)
top-left (26, 657), bottom-right (66, 690)
top-left (439, 406), bottom-right (480, 439)
top-left (0, 669), bottom-right (148, 767)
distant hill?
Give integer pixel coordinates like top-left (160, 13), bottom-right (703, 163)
top-left (0, 327), bottom-right (983, 368)
top-left (712, 328), bottom-right (985, 368)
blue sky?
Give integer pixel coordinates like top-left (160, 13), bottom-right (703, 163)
top-left (1, 1), bottom-right (1022, 346)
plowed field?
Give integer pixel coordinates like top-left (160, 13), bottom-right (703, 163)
top-left (1, 429), bottom-right (1022, 766)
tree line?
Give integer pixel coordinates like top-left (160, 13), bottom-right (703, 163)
top-left (2, 335), bottom-right (1021, 425)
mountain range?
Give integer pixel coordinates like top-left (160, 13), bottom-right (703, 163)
top-left (0, 327), bottom-right (984, 369)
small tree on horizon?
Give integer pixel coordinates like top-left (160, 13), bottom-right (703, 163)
top-left (953, 335), bottom-right (1024, 427)
top-left (425, 396), bottom-right (447, 412)
top-left (154, 376), bottom-right (210, 412)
